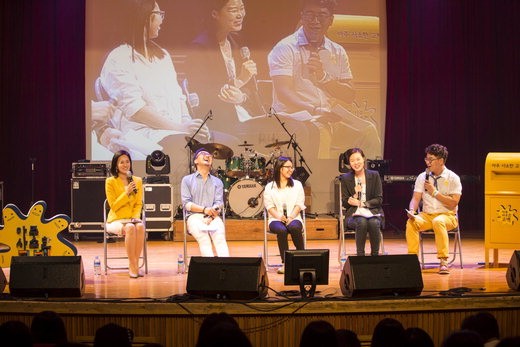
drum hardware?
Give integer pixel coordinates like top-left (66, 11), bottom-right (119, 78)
top-left (238, 141), bottom-right (254, 147)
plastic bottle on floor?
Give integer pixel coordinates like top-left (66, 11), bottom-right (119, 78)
top-left (94, 256), bottom-right (101, 276)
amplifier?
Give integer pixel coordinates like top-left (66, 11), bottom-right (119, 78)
top-left (144, 184), bottom-right (174, 235)
top-left (69, 178), bottom-right (106, 233)
top-left (72, 162), bottom-right (108, 178)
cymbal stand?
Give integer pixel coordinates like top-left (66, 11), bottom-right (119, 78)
top-left (269, 108), bottom-right (312, 175)
top-left (184, 109), bottom-right (213, 173)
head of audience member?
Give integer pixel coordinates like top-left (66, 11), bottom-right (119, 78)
top-left (300, 0), bottom-right (336, 43)
top-left (441, 330), bottom-right (484, 347)
top-left (403, 327), bottom-right (434, 347)
top-left (496, 337), bottom-right (520, 347)
top-left (196, 313), bottom-right (240, 347)
top-left (122, 0), bottom-right (165, 60)
top-left (461, 311), bottom-right (500, 345)
top-left (196, 313), bottom-right (250, 347)
top-left (94, 323), bottom-right (133, 347)
top-left (300, 320), bottom-right (338, 347)
top-left (424, 143), bottom-right (448, 175)
top-left (370, 318), bottom-right (405, 347)
top-left (31, 310), bottom-right (68, 346)
top-left (336, 328), bottom-right (361, 347)
top-left (0, 320), bottom-right (32, 347)
top-left (344, 147), bottom-right (366, 174)
top-left (273, 156), bottom-right (295, 188)
top-left (110, 150), bottom-right (133, 177)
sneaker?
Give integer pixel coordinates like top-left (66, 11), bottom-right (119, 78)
top-left (277, 266), bottom-right (285, 274)
top-left (439, 261), bottom-right (450, 275)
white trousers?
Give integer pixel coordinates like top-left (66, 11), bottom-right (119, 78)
top-left (187, 214), bottom-right (229, 257)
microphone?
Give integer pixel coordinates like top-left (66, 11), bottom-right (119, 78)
top-left (240, 46), bottom-right (258, 91)
top-left (127, 171), bottom-right (137, 194)
top-left (282, 203), bottom-right (288, 222)
top-left (356, 178), bottom-right (362, 201)
top-left (181, 78), bottom-right (200, 112)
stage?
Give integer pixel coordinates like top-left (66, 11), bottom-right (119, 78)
top-left (1, 237), bottom-right (519, 346)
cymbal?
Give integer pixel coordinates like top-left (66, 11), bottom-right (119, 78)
top-left (192, 142), bottom-right (233, 160)
top-left (238, 141), bottom-right (254, 147)
top-left (265, 140), bottom-right (290, 148)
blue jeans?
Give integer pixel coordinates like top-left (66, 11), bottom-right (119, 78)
top-left (269, 220), bottom-right (305, 263)
top-left (346, 216), bottom-right (382, 256)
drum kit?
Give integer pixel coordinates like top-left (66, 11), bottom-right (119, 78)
top-left (189, 139), bottom-right (290, 218)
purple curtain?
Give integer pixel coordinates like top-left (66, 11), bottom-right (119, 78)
top-left (1, 0), bottom-right (519, 232)
top-left (384, 0), bottom-right (520, 230)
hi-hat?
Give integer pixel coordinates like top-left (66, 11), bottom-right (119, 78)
top-left (192, 143), bottom-right (233, 160)
top-left (185, 136), bottom-right (201, 149)
top-left (238, 141), bottom-right (254, 147)
top-left (265, 140), bottom-right (290, 148)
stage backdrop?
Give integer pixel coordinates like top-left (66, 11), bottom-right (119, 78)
top-left (85, 0), bottom-right (387, 214)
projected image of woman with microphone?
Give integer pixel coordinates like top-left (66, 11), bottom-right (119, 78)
top-left (105, 150), bottom-right (145, 278)
top-left (95, 0), bottom-right (209, 159)
top-left (263, 156), bottom-right (306, 274)
top-left (339, 148), bottom-right (383, 256)
top-left (184, 0), bottom-right (264, 136)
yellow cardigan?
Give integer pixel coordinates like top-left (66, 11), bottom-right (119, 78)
top-left (105, 175), bottom-right (143, 223)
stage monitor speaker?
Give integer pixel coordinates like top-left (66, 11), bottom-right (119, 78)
top-left (9, 256), bottom-right (85, 297)
top-left (506, 250), bottom-right (520, 291)
top-left (187, 257), bottom-right (269, 300)
top-left (0, 267), bottom-right (6, 294)
top-left (340, 254), bottom-right (423, 297)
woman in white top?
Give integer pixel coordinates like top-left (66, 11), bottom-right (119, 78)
top-left (263, 156), bottom-right (306, 273)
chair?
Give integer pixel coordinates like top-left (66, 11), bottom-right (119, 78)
top-left (103, 199), bottom-right (148, 275)
top-left (336, 176), bottom-right (385, 266)
top-left (263, 208), bottom-right (307, 268)
top-left (418, 213), bottom-right (463, 269)
top-left (183, 206), bottom-right (226, 262)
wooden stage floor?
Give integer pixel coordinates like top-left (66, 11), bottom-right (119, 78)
top-left (1, 237), bottom-right (520, 347)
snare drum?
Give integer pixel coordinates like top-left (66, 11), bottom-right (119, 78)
top-left (226, 156), bottom-right (245, 178)
top-left (228, 179), bottom-right (264, 218)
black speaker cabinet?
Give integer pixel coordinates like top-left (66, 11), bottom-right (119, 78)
top-left (70, 178), bottom-right (106, 232)
top-left (0, 267), bottom-right (6, 294)
top-left (506, 250), bottom-right (520, 291)
top-left (9, 256), bottom-right (85, 297)
top-left (340, 254), bottom-right (423, 297)
top-left (187, 257), bottom-right (269, 300)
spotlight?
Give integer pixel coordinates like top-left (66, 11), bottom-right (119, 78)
top-left (145, 151), bottom-right (170, 183)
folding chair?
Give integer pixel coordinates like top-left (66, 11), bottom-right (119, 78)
top-left (263, 208), bottom-right (307, 268)
top-left (336, 176), bottom-right (385, 266)
top-left (103, 199), bottom-right (148, 275)
top-left (419, 213), bottom-right (463, 269)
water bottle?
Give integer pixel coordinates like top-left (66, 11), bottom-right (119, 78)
top-left (94, 256), bottom-right (101, 276)
top-left (177, 254), bottom-right (185, 274)
top-left (340, 251), bottom-right (347, 270)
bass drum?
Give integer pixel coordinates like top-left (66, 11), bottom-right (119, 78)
top-left (228, 179), bottom-right (264, 218)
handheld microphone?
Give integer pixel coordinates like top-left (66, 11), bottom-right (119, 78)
top-left (282, 203), bottom-right (288, 223)
top-left (240, 46), bottom-right (258, 91)
top-left (181, 78), bottom-right (200, 112)
top-left (127, 171), bottom-right (137, 194)
top-left (356, 178), bottom-right (362, 200)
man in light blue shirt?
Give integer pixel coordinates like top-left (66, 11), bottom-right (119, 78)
top-left (181, 148), bottom-right (229, 257)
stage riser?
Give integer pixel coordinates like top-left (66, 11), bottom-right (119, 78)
top-left (1, 308), bottom-right (519, 347)
top-left (173, 217), bottom-right (338, 241)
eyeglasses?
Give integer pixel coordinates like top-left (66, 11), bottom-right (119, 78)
top-left (282, 165), bottom-right (294, 170)
top-left (424, 157), bottom-right (440, 164)
top-left (301, 11), bottom-right (332, 23)
top-left (151, 10), bottom-right (165, 20)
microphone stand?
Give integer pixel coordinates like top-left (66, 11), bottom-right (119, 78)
top-left (269, 108), bottom-right (312, 175)
top-left (185, 110), bottom-right (212, 173)
top-left (29, 157), bottom-right (36, 206)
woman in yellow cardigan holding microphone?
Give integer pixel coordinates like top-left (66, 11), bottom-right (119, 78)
top-left (105, 150), bottom-right (145, 278)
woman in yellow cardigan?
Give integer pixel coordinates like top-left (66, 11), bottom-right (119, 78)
top-left (105, 150), bottom-right (145, 278)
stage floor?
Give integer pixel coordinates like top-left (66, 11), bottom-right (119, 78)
top-left (3, 236), bottom-right (515, 299)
